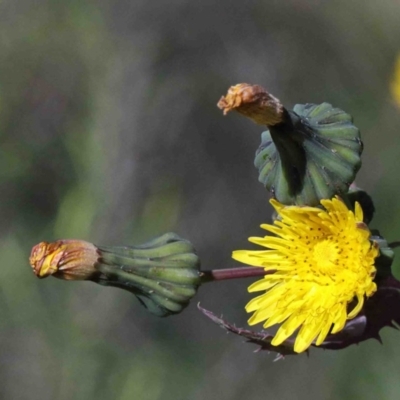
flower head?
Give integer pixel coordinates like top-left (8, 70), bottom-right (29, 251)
top-left (233, 197), bottom-right (379, 353)
top-left (29, 240), bottom-right (99, 280)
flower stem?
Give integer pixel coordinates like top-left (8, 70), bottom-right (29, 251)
top-left (200, 266), bottom-right (273, 283)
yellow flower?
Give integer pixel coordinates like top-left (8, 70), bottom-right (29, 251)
top-left (233, 197), bottom-right (379, 353)
top-left (391, 54), bottom-right (400, 108)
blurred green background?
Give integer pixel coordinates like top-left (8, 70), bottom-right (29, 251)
top-left (1, 0), bottom-right (400, 399)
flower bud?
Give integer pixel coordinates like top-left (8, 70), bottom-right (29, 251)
top-left (29, 240), bottom-right (99, 280)
top-left (29, 233), bottom-right (201, 317)
top-left (219, 85), bottom-right (364, 207)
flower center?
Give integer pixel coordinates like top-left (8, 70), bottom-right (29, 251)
top-left (312, 239), bottom-right (339, 272)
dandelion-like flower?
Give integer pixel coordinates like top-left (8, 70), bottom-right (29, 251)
top-left (233, 197), bottom-right (379, 353)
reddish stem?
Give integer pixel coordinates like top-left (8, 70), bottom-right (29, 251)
top-left (380, 274), bottom-right (400, 290)
top-left (200, 266), bottom-right (274, 283)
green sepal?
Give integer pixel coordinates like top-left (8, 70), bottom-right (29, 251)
top-left (371, 231), bottom-right (394, 281)
top-left (93, 233), bottom-right (201, 317)
top-left (255, 103), bottom-right (363, 206)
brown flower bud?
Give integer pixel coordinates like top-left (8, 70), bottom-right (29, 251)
top-left (29, 240), bottom-right (99, 280)
top-left (217, 83), bottom-right (284, 126)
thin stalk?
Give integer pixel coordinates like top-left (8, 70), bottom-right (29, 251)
top-left (200, 266), bottom-right (274, 283)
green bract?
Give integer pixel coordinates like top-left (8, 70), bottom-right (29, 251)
top-left (255, 103), bottom-right (363, 206)
top-left (94, 233), bottom-right (201, 317)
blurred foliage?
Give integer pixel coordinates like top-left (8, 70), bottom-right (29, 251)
top-left (1, 0), bottom-right (400, 399)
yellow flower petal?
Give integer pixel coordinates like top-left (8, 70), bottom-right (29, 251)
top-left (235, 196), bottom-right (378, 353)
